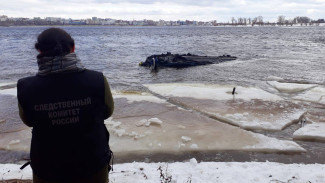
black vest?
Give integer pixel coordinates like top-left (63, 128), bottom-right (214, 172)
top-left (18, 70), bottom-right (111, 181)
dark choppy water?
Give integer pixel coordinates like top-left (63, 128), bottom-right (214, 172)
top-left (0, 26), bottom-right (324, 91)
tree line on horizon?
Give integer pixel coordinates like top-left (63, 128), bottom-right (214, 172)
top-left (0, 15), bottom-right (324, 26)
top-left (228, 15), bottom-right (325, 26)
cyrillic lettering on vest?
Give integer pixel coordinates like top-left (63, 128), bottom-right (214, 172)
top-left (33, 97), bottom-right (91, 126)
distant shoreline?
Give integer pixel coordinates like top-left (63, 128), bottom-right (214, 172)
top-left (1, 24), bottom-right (325, 28)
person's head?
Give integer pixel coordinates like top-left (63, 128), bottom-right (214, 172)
top-left (35, 28), bottom-right (75, 57)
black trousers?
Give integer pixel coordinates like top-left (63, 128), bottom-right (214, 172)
top-left (33, 164), bottom-right (109, 183)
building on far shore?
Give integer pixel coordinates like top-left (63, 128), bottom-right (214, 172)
top-left (0, 15), bottom-right (8, 22)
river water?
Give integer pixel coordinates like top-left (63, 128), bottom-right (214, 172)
top-left (0, 26), bottom-right (324, 91)
top-left (0, 26), bottom-right (325, 164)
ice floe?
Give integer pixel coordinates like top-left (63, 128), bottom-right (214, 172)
top-left (0, 92), bottom-right (30, 152)
top-left (2, 161), bottom-right (325, 183)
top-left (107, 92), bottom-right (305, 154)
top-left (0, 128), bottom-right (31, 151)
top-left (181, 136), bottom-right (192, 142)
top-left (0, 94), bottom-right (26, 133)
top-left (293, 87), bottom-right (325, 105)
top-left (0, 88), bottom-right (306, 155)
top-left (293, 122), bottom-right (325, 142)
top-left (0, 82), bottom-right (16, 88)
top-left (144, 83), bottom-right (306, 131)
top-left (135, 118), bottom-right (163, 127)
top-left (0, 83), bottom-right (17, 97)
top-left (267, 81), bottom-right (317, 93)
top-left (0, 85), bottom-right (30, 152)
top-left (113, 91), bottom-right (166, 104)
top-left (144, 83), bottom-right (283, 101)
top-left (0, 87), bottom-right (17, 97)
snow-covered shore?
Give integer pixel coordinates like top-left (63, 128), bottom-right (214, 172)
top-left (1, 160), bottom-right (325, 183)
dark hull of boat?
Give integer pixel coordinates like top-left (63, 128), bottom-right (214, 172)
top-left (140, 53), bottom-right (237, 69)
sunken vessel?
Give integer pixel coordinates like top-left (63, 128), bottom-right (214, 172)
top-left (139, 52), bottom-right (237, 70)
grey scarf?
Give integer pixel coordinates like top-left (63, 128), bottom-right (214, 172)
top-left (37, 53), bottom-right (85, 76)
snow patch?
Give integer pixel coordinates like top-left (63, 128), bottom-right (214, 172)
top-left (136, 119), bottom-right (148, 127)
top-left (190, 144), bottom-right (199, 149)
top-left (136, 118), bottom-right (163, 127)
top-left (105, 118), bottom-right (145, 139)
top-left (148, 118), bottom-right (163, 125)
top-left (181, 136), bottom-right (192, 142)
top-left (189, 158), bottom-right (198, 166)
top-left (2, 162), bottom-right (325, 183)
top-left (8, 140), bottom-right (20, 145)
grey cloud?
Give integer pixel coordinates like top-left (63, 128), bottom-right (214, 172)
top-left (89, 0), bottom-right (228, 6)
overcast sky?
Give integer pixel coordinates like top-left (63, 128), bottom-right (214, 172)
top-left (1, 0), bottom-right (325, 22)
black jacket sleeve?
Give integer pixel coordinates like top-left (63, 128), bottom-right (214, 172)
top-left (103, 77), bottom-right (114, 119)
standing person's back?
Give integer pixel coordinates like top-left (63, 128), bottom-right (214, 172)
top-left (17, 28), bottom-right (114, 183)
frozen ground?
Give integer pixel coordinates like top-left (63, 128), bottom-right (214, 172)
top-left (1, 160), bottom-right (325, 183)
top-left (144, 83), bottom-right (306, 131)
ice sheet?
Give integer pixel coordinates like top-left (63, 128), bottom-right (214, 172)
top-left (0, 87), bottom-right (17, 96)
top-left (0, 128), bottom-right (31, 152)
top-left (0, 95), bottom-right (27, 133)
top-left (2, 161), bottom-right (325, 183)
top-left (113, 91), bottom-right (166, 104)
top-left (293, 87), bottom-right (325, 105)
top-left (267, 81), bottom-right (317, 93)
top-left (107, 92), bottom-right (305, 154)
top-left (144, 83), bottom-right (306, 131)
top-left (0, 83), bottom-right (16, 88)
top-left (144, 83), bottom-right (283, 101)
top-left (0, 91), bottom-right (305, 153)
top-left (0, 87), bottom-right (31, 152)
top-left (293, 122), bottom-right (325, 142)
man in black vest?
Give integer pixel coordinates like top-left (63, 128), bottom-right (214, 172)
top-left (17, 28), bottom-right (114, 183)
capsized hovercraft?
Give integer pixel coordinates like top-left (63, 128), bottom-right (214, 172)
top-left (139, 52), bottom-right (237, 70)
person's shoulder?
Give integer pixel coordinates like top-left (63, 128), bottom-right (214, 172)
top-left (17, 75), bottom-right (37, 86)
top-left (17, 75), bottom-right (39, 94)
top-left (83, 69), bottom-right (104, 77)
